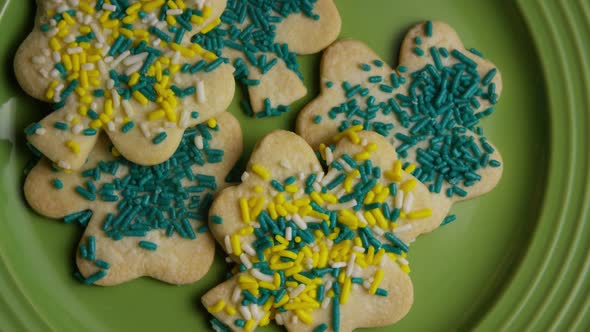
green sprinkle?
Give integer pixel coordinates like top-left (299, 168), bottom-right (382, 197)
top-left (53, 122), bottom-right (68, 130)
top-left (441, 214), bottom-right (457, 226)
top-left (138, 241), bottom-right (157, 251)
top-left (211, 215), bottom-right (223, 224)
top-left (53, 179), bottom-right (63, 189)
top-left (152, 132), bottom-right (167, 144)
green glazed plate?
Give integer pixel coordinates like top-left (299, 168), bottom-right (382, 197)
top-left (1, 0), bottom-right (589, 331)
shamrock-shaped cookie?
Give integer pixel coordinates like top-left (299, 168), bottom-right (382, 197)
top-left (191, 0), bottom-right (341, 117)
top-left (24, 112), bottom-right (242, 286)
top-left (17, 0), bottom-right (235, 171)
top-left (202, 129), bottom-right (441, 331)
top-left (297, 21), bottom-right (504, 233)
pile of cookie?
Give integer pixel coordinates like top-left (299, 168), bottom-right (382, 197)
top-left (18, 1), bottom-right (503, 331)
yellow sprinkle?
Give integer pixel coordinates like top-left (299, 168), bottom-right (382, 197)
top-left (385, 160), bottom-right (403, 182)
top-left (364, 211), bottom-right (376, 226)
top-left (191, 15), bottom-right (204, 25)
top-left (203, 51), bottom-right (217, 61)
top-left (400, 179), bottom-right (417, 192)
top-left (407, 208), bottom-right (433, 219)
top-left (207, 299), bottom-right (225, 313)
top-left (284, 184), bottom-right (298, 193)
top-left (201, 17), bottom-right (221, 34)
top-left (340, 277), bottom-right (352, 304)
top-left (333, 125), bottom-right (363, 143)
top-left (132, 91), bottom-right (149, 105)
top-left (405, 163), bottom-right (417, 173)
top-left (224, 305), bottom-right (236, 316)
top-left (310, 192), bottom-right (324, 205)
top-left (65, 141), bottom-right (80, 154)
top-left (293, 273), bottom-right (313, 285)
top-left (104, 99), bottom-right (113, 116)
top-left (99, 113), bottom-right (110, 124)
top-left (269, 262), bottom-right (294, 270)
top-left (207, 118), bottom-right (217, 128)
top-left (354, 151), bottom-right (371, 161)
top-left (239, 197), bottom-right (251, 223)
top-left (400, 264), bottom-right (411, 274)
top-left (251, 163), bottom-right (270, 180)
top-left (369, 269), bottom-right (384, 294)
top-left (143, 0), bottom-right (166, 11)
top-left (259, 281), bottom-right (276, 290)
top-left (202, 5), bottom-right (212, 18)
top-left (49, 38), bottom-right (61, 51)
top-left (78, 2), bottom-right (95, 14)
top-left (89, 119), bottom-right (103, 129)
top-left (129, 72), bottom-right (141, 86)
top-left (230, 234), bottom-right (242, 256)
top-left (283, 301), bottom-right (320, 311)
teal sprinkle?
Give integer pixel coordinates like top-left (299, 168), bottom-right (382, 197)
top-left (152, 132), bottom-right (167, 144)
top-left (425, 21), bottom-right (433, 37)
top-left (326, 81), bottom-right (333, 88)
top-left (489, 160), bottom-right (501, 167)
top-left (413, 47), bottom-right (424, 56)
top-left (397, 65), bottom-right (408, 73)
top-left (211, 215), bottom-right (223, 224)
top-left (360, 63), bottom-right (371, 71)
top-left (313, 115), bottom-right (322, 124)
top-left (314, 324), bottom-right (328, 332)
top-left (441, 214), bottom-right (457, 226)
top-left (53, 179), bottom-right (63, 189)
top-left (53, 122), bottom-right (68, 130)
top-left (121, 121), bottom-right (135, 133)
top-left (469, 47), bottom-right (484, 58)
top-left (138, 241), bottom-right (157, 251)
top-left (375, 288), bottom-right (388, 296)
top-left (373, 59), bottom-right (384, 67)
top-left (95, 260), bottom-right (110, 269)
top-left (415, 36), bottom-right (422, 45)
top-left (83, 270), bottom-right (107, 285)
top-left (83, 128), bottom-right (97, 136)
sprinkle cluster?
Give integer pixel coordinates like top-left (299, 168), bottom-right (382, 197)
top-left (62, 120), bottom-right (224, 284)
top-left (28, 0), bottom-right (225, 165)
top-left (316, 21), bottom-right (501, 197)
top-left (191, 0), bottom-right (320, 117)
top-left (208, 129), bottom-right (432, 331)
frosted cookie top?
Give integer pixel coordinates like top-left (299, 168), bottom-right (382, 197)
top-left (18, 0), bottom-right (235, 170)
top-left (203, 130), bottom-right (438, 331)
top-left (24, 112), bottom-right (243, 286)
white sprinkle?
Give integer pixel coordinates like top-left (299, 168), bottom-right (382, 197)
top-left (32, 56), bottom-right (46, 64)
top-left (194, 135), bottom-right (204, 149)
top-left (312, 164), bottom-right (321, 172)
top-left (39, 68), bottom-right (49, 78)
top-left (242, 243), bottom-right (256, 256)
top-left (356, 211), bottom-right (368, 226)
top-left (394, 224), bottom-right (412, 234)
top-left (225, 256), bottom-right (233, 263)
top-left (164, 122), bottom-right (177, 128)
top-left (361, 138), bottom-right (368, 146)
top-left (102, 3), bottom-right (117, 11)
top-left (196, 80), bottom-right (206, 104)
top-left (35, 128), bottom-right (46, 135)
top-left (63, 35), bottom-right (76, 44)
top-left (312, 182), bottom-right (322, 193)
top-left (241, 172), bottom-right (250, 182)
top-left (292, 214), bottom-right (307, 230)
top-left (224, 235), bottom-right (233, 254)
top-left (123, 52), bottom-right (148, 66)
top-left (251, 269), bottom-right (274, 282)
top-left (321, 296), bottom-right (331, 309)
top-left (239, 306), bottom-right (252, 321)
top-left (196, 0), bottom-right (206, 10)
top-left (280, 160), bottom-right (291, 169)
top-left (298, 172), bottom-right (305, 180)
top-left (290, 284), bottom-right (306, 298)
top-left (97, 60), bottom-right (108, 76)
top-left (372, 226), bottom-right (385, 236)
top-left (110, 50), bottom-right (131, 68)
top-left (285, 226), bottom-right (292, 241)
top-left (49, 19), bottom-right (57, 27)
top-left (104, 56), bottom-right (114, 64)
top-left (82, 63), bottom-right (95, 71)
top-left (340, 158), bottom-right (353, 172)
top-left (65, 113), bottom-right (74, 122)
top-left (67, 47), bottom-right (83, 55)
top-left (107, 121), bottom-right (115, 132)
top-left (42, 49), bottom-right (50, 57)
top-left (294, 189), bottom-right (305, 199)
top-left (58, 160), bottom-right (71, 170)
top-left (398, 257), bottom-right (409, 265)
top-left (250, 304), bottom-right (262, 320)
top-left (50, 69), bottom-right (60, 78)
top-left (107, 79), bottom-right (115, 90)
top-left (52, 51), bottom-right (61, 63)
top-left (125, 62), bottom-right (143, 76)
top-left (291, 315), bottom-right (299, 325)
top-left (331, 262), bottom-right (347, 269)
top-left (403, 191), bottom-right (414, 213)
top-left (326, 199), bottom-right (357, 211)
top-left (232, 286), bottom-right (241, 303)
top-left (114, 117), bottom-right (123, 124)
top-left (395, 190), bottom-right (404, 209)
top-left (166, 8), bottom-right (183, 15)
top-left (363, 281), bottom-right (372, 289)
top-left (83, 14), bottom-right (92, 25)
top-left (212, 326), bottom-right (222, 332)
top-left (112, 89), bottom-right (120, 108)
top-left (353, 246), bottom-right (365, 253)
top-left (315, 171), bottom-right (325, 183)
top-left (239, 253), bottom-right (252, 269)
top-left (139, 122), bottom-right (152, 138)
top-left (91, 23), bottom-right (105, 43)
top-left (325, 146), bottom-right (333, 164)
top-left (346, 254), bottom-right (356, 277)
top-left (153, 38), bottom-right (162, 47)
top-left (68, 0), bottom-right (80, 7)
top-left (275, 314), bottom-right (284, 326)
top-left (172, 51), bottom-right (181, 64)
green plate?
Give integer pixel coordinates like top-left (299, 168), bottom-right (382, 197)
top-left (1, 0), bottom-right (589, 331)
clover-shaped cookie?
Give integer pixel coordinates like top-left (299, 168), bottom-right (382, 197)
top-left (17, 0), bottom-right (236, 171)
top-left (202, 129), bottom-right (441, 331)
top-left (297, 21), bottom-right (504, 233)
top-left (191, 0), bottom-right (341, 117)
top-left (24, 112), bottom-right (242, 285)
